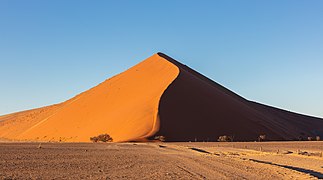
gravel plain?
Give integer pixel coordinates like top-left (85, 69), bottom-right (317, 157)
top-left (0, 142), bottom-right (322, 179)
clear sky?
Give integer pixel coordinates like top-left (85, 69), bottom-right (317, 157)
top-left (0, 1), bottom-right (322, 118)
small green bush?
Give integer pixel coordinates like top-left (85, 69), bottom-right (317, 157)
top-left (90, 134), bottom-right (113, 143)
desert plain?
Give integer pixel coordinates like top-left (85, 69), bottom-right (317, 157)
top-left (1, 141), bottom-right (323, 179)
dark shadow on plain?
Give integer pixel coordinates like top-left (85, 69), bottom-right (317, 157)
top-left (189, 147), bottom-right (211, 154)
top-left (249, 159), bottom-right (323, 179)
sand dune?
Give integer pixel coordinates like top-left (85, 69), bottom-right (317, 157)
top-left (0, 54), bottom-right (179, 142)
top-left (0, 53), bottom-right (322, 142)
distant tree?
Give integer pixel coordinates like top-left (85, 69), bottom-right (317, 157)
top-left (154, 136), bottom-right (166, 142)
top-left (258, 135), bottom-right (266, 142)
top-left (90, 134), bottom-right (113, 143)
top-left (316, 136), bottom-right (321, 141)
top-left (218, 135), bottom-right (233, 142)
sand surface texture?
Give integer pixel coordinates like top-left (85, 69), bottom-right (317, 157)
top-left (1, 142), bottom-right (322, 179)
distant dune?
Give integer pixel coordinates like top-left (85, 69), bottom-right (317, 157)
top-left (0, 53), bottom-right (322, 142)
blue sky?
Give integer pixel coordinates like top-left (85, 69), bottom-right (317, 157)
top-left (0, 1), bottom-right (322, 117)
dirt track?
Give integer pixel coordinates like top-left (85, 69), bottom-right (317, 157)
top-left (0, 142), bottom-right (322, 179)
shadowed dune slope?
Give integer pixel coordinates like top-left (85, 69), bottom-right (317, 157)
top-left (0, 54), bottom-right (179, 142)
top-left (157, 53), bottom-right (323, 141)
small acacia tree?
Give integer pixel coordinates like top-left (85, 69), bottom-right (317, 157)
top-left (316, 136), bottom-right (321, 141)
top-left (154, 136), bottom-right (166, 142)
top-left (90, 134), bottom-right (113, 143)
top-left (218, 135), bottom-right (234, 142)
top-left (258, 135), bottom-right (266, 142)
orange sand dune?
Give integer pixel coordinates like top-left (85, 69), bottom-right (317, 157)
top-left (0, 104), bottom-right (62, 139)
top-left (0, 53), bottom-right (322, 142)
top-left (0, 54), bottom-right (179, 142)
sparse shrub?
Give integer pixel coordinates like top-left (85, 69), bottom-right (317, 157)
top-left (90, 134), bottom-right (113, 143)
top-left (154, 136), bottom-right (166, 142)
top-left (316, 136), bottom-right (321, 141)
top-left (298, 136), bottom-right (304, 141)
top-left (218, 135), bottom-right (233, 142)
top-left (258, 135), bottom-right (266, 142)
top-left (90, 136), bottom-right (99, 142)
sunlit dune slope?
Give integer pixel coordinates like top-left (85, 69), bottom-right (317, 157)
top-left (0, 54), bottom-right (179, 142)
top-left (157, 53), bottom-right (323, 141)
top-left (0, 104), bottom-right (62, 140)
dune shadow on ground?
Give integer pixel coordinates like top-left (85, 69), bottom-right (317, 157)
top-left (249, 159), bottom-right (323, 179)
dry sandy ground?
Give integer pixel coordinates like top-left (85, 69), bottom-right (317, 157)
top-left (0, 142), bottom-right (322, 179)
